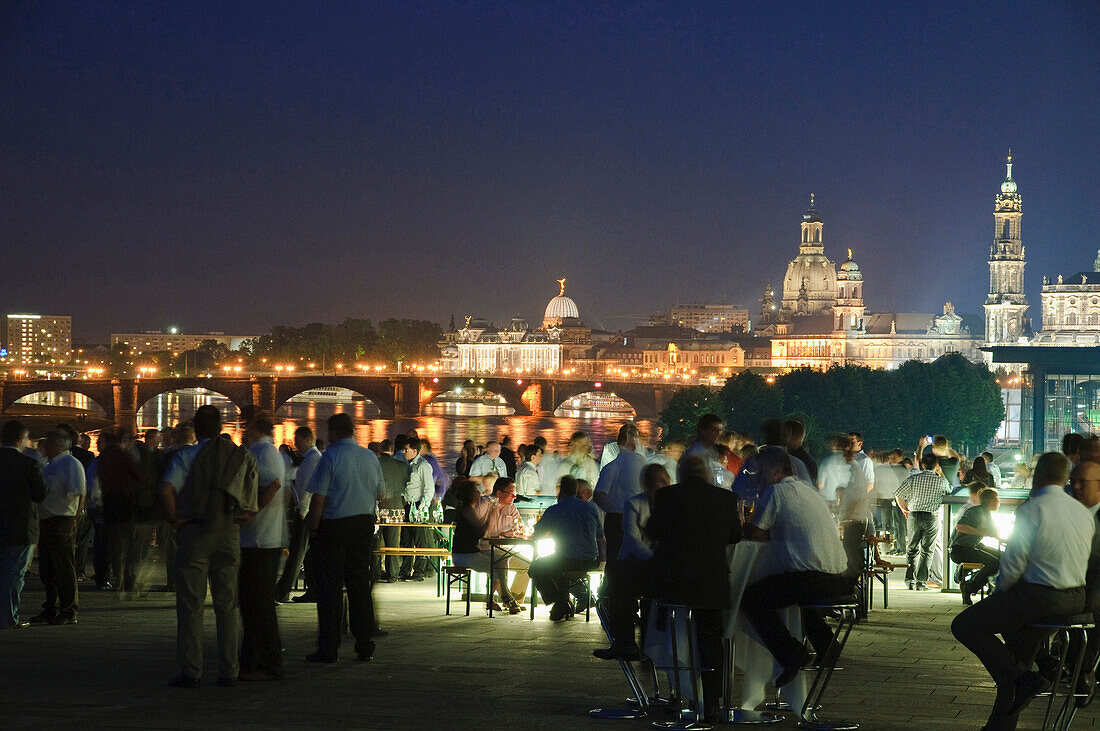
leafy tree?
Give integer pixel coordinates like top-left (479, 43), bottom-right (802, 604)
top-left (718, 371), bottom-right (782, 432)
top-left (658, 385), bottom-right (728, 444)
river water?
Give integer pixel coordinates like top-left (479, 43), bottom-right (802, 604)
top-left (23, 391), bottom-right (656, 467)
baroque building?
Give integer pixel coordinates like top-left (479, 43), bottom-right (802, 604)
top-left (1031, 250), bottom-right (1100, 346)
top-left (984, 152), bottom-right (1028, 348)
top-left (757, 199), bottom-right (981, 370)
top-left (440, 279), bottom-right (592, 374)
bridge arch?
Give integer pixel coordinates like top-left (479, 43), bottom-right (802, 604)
top-left (1, 380), bottom-right (116, 419)
top-left (543, 381), bottom-right (661, 419)
top-left (273, 377), bottom-right (396, 418)
top-left (420, 376), bottom-right (530, 416)
top-left (553, 390), bottom-right (637, 418)
top-left (136, 378), bottom-right (252, 415)
top-left (8, 388), bottom-right (111, 418)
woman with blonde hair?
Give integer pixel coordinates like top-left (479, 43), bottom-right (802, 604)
top-left (556, 430), bottom-right (599, 488)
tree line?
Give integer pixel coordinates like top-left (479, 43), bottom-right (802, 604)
top-left (658, 353), bottom-right (1006, 455)
top-left (109, 318), bottom-right (443, 377)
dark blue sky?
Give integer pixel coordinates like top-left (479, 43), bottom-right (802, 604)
top-left (2, 1), bottom-right (1097, 340)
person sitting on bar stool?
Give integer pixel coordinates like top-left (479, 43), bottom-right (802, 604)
top-left (951, 452), bottom-right (1100, 730)
top-left (593, 462), bottom-right (672, 661)
top-left (740, 449), bottom-right (853, 688)
top-left (949, 487), bottom-right (1002, 605)
top-left (529, 475), bottom-right (603, 621)
top-left (646, 455), bottom-right (741, 720)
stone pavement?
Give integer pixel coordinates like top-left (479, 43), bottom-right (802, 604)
top-left (2, 571), bottom-right (1098, 730)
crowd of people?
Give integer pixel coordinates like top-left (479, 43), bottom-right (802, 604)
top-left (3, 408), bottom-right (1100, 729)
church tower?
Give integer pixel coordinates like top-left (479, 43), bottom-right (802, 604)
top-left (983, 152), bottom-right (1027, 346)
top-left (834, 248), bottom-right (865, 332)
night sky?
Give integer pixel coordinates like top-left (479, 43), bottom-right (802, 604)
top-left (2, 2), bottom-right (1098, 341)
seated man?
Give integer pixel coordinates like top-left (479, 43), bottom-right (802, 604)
top-left (741, 450), bottom-right (852, 688)
top-left (949, 487), bottom-right (1002, 605)
top-left (646, 455), bottom-right (741, 719)
top-left (594, 462), bottom-right (671, 661)
top-left (474, 477), bottom-right (529, 607)
top-left (528, 476), bottom-right (603, 621)
top-left (951, 452), bottom-right (1100, 730)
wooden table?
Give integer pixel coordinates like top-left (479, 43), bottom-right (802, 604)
top-left (374, 522), bottom-right (455, 595)
top-left (486, 536), bottom-right (538, 619)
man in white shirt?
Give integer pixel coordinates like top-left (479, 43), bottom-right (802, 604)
top-left (276, 426), bottom-right (322, 602)
top-left (982, 451), bottom-right (1003, 487)
top-left (240, 418), bottom-right (287, 680)
top-left (400, 437), bottom-right (435, 581)
top-left (839, 432), bottom-right (876, 582)
top-left (592, 424), bottom-right (647, 570)
top-left (816, 436), bottom-right (850, 510)
top-left (31, 430), bottom-right (87, 625)
top-left (741, 450), bottom-right (852, 687)
top-left (469, 441), bottom-right (509, 488)
top-left (952, 452), bottom-right (1100, 729)
top-left (532, 436), bottom-right (560, 495)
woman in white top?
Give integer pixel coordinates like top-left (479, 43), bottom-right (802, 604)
top-left (557, 431), bottom-right (600, 488)
top-left (516, 444), bottom-right (542, 497)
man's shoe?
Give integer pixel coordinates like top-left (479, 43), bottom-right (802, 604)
top-left (959, 580), bottom-right (973, 606)
top-left (593, 645), bottom-right (642, 661)
top-left (409, 572), bottom-right (425, 582)
top-left (549, 601), bottom-right (570, 621)
top-left (168, 673), bottom-right (201, 688)
top-left (776, 649), bottom-right (812, 688)
top-left (905, 581), bottom-right (914, 590)
top-left (28, 612), bottom-right (55, 624)
top-left (49, 614), bottom-right (77, 625)
top-left (1007, 671), bottom-right (1050, 717)
top-left (4, 620), bottom-right (31, 629)
top-left (397, 574), bottom-right (413, 582)
top-left (306, 652), bottom-right (337, 663)
top-left (216, 676), bottom-right (238, 687)
top-left (914, 583), bottom-right (929, 591)
top-left (291, 594), bottom-right (316, 603)
top-left (356, 643), bottom-right (376, 661)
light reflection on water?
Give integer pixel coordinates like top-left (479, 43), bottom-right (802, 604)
top-left (133, 392), bottom-right (655, 466)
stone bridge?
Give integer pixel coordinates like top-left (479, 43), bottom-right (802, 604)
top-left (0, 375), bottom-right (678, 430)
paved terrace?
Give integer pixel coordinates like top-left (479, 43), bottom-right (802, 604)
top-left (3, 572), bottom-right (1098, 730)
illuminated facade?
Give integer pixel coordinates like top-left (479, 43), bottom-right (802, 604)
top-left (670, 304), bottom-right (749, 333)
top-left (759, 201), bottom-right (981, 370)
top-left (3, 314), bottom-right (72, 364)
top-left (1032, 251), bottom-right (1100, 346)
top-left (111, 331), bottom-right (257, 354)
top-left (440, 280), bottom-right (591, 374)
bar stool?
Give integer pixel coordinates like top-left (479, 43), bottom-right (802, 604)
top-left (721, 635), bottom-right (784, 725)
top-left (796, 595), bottom-right (860, 731)
top-left (588, 601), bottom-right (658, 720)
top-left (1026, 613), bottom-right (1096, 731)
top-left (444, 566), bottom-right (471, 616)
top-left (651, 602), bottom-right (714, 730)
top-left (563, 570), bottom-right (594, 622)
top-left (957, 562), bottom-right (990, 601)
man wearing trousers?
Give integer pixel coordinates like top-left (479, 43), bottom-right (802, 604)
top-left (0, 420), bottom-right (46, 629)
top-left (305, 412), bottom-right (385, 663)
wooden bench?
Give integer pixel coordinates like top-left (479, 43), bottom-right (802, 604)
top-left (376, 548), bottom-right (452, 595)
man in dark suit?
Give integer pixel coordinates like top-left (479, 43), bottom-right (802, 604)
top-left (374, 439), bottom-right (406, 582)
top-left (646, 455), bottom-right (741, 719)
top-left (0, 420), bottom-right (47, 629)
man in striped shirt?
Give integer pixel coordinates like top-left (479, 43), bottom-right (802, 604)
top-left (894, 453), bottom-right (950, 591)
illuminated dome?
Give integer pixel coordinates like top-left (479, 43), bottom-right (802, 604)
top-left (543, 277), bottom-right (579, 327)
top-left (839, 248), bottom-right (861, 276)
